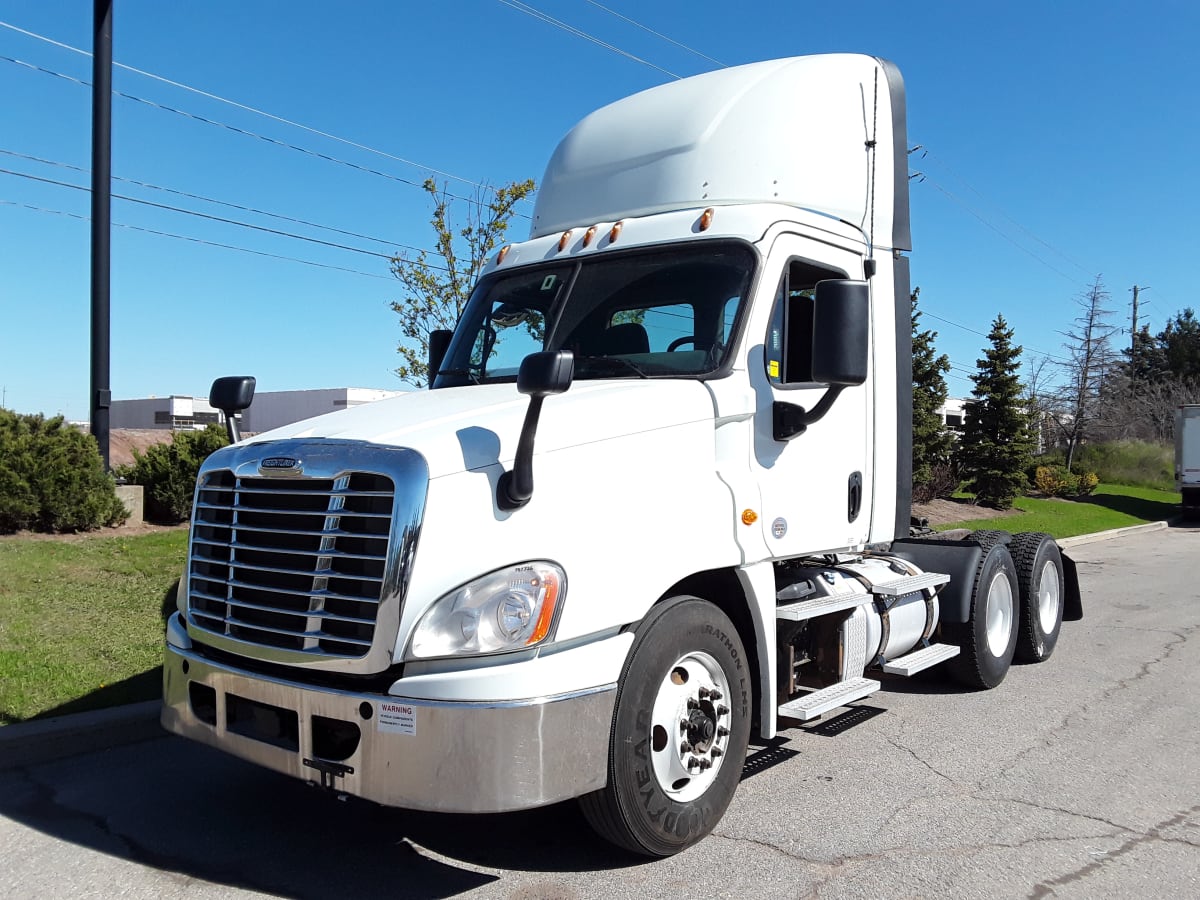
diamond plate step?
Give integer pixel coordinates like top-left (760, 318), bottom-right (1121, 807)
top-left (880, 642), bottom-right (960, 676)
top-left (777, 677), bottom-right (880, 722)
top-left (870, 571), bottom-right (950, 597)
top-left (776, 592), bottom-right (872, 621)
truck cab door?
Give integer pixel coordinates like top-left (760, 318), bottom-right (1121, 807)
top-left (748, 246), bottom-right (874, 557)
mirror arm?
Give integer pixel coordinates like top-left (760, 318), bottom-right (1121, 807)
top-left (772, 387), bottom-right (845, 441)
top-left (497, 396), bottom-right (546, 511)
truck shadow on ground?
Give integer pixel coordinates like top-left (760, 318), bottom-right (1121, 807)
top-left (0, 734), bottom-right (652, 899)
top-left (1078, 492), bottom-right (1179, 522)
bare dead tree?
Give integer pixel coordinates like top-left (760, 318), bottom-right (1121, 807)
top-left (1054, 276), bottom-right (1119, 471)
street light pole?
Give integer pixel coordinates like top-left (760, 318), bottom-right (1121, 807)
top-left (90, 0), bottom-right (113, 468)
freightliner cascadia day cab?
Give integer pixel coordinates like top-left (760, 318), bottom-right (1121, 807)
top-left (163, 54), bottom-right (1081, 856)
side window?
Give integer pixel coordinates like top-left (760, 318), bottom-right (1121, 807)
top-left (609, 303), bottom-right (695, 353)
top-left (764, 260), bottom-right (836, 386)
top-left (471, 303), bottom-right (547, 377)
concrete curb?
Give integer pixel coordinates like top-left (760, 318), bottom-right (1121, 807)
top-left (0, 700), bottom-right (163, 770)
top-left (1057, 519), bottom-right (1170, 549)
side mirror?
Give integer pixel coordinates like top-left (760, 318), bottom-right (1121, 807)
top-left (811, 280), bottom-right (869, 386)
top-left (209, 375), bottom-right (256, 443)
top-left (428, 329), bottom-right (453, 386)
top-left (498, 351), bottom-right (574, 511)
top-left (774, 279), bottom-right (869, 440)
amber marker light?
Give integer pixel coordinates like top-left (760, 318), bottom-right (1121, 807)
top-left (608, 220), bottom-right (625, 243)
top-left (699, 207), bottom-right (715, 231)
top-left (583, 225), bottom-right (598, 247)
top-left (558, 230), bottom-right (573, 251)
top-left (741, 509), bottom-right (758, 525)
top-left (496, 245), bottom-right (511, 265)
top-left (527, 572), bottom-right (561, 645)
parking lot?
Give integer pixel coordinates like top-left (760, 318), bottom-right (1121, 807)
top-left (2, 525), bottom-right (1197, 899)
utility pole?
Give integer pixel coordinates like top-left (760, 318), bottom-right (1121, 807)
top-left (1129, 284), bottom-right (1148, 356)
top-left (90, 0), bottom-right (113, 469)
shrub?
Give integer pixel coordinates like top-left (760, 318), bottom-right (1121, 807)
top-left (913, 462), bottom-right (960, 503)
top-left (116, 425), bottom-right (228, 522)
top-left (1073, 440), bottom-right (1173, 490)
top-left (0, 409), bottom-right (128, 533)
top-left (1034, 464), bottom-right (1100, 498)
top-left (1077, 471), bottom-right (1100, 495)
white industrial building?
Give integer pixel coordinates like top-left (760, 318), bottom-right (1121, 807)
top-left (111, 388), bottom-right (405, 433)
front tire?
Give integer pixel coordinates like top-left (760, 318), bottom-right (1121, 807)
top-left (943, 542), bottom-right (1019, 689)
top-left (579, 596), bottom-right (751, 856)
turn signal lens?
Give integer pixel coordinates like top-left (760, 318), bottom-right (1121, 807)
top-left (741, 509), bottom-right (758, 525)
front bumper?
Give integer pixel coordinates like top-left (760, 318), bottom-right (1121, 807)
top-left (162, 640), bottom-right (617, 813)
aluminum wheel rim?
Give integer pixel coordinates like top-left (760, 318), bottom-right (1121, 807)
top-left (1037, 560), bottom-right (1062, 634)
top-left (985, 571), bottom-right (1015, 657)
top-left (648, 650), bottom-right (733, 803)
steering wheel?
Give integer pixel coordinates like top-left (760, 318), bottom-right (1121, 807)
top-left (667, 336), bottom-right (697, 352)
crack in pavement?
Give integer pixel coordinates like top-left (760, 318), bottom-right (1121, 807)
top-left (975, 794), bottom-right (1137, 834)
top-left (1026, 805), bottom-right (1200, 898)
top-left (994, 623), bottom-right (1197, 785)
top-left (883, 736), bottom-right (956, 784)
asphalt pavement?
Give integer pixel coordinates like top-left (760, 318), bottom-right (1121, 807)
top-left (1, 523), bottom-right (1197, 899)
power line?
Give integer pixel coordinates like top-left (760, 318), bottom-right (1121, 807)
top-left (0, 18), bottom-right (496, 195)
top-left (0, 199), bottom-right (393, 280)
top-left (0, 53), bottom-right (529, 218)
top-left (921, 310), bottom-right (1070, 364)
top-left (0, 166), bottom-right (417, 265)
top-left (582, 1), bottom-right (725, 67)
top-left (0, 148), bottom-right (436, 256)
top-left (495, 0), bottom-right (681, 78)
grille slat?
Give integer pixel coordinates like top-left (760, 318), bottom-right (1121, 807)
top-left (188, 468), bottom-right (394, 658)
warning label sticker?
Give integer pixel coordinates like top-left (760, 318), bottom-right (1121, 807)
top-left (378, 701), bottom-right (417, 735)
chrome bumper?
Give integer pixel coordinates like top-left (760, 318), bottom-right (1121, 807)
top-left (162, 642), bottom-right (617, 813)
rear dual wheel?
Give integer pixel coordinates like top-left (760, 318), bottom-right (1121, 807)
top-left (944, 541), bottom-right (1019, 689)
top-left (1009, 532), bottom-right (1064, 663)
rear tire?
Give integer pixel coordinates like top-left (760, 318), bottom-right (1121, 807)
top-left (1010, 532), bottom-right (1064, 662)
top-left (943, 542), bottom-right (1019, 689)
top-left (578, 596), bottom-right (751, 857)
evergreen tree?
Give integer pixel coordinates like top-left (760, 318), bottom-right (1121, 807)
top-left (910, 288), bottom-right (952, 499)
top-left (959, 314), bottom-right (1034, 509)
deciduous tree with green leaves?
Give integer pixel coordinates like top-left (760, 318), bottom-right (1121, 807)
top-left (958, 314), bottom-right (1035, 509)
top-left (390, 177), bottom-right (536, 386)
top-left (910, 288), bottom-right (953, 500)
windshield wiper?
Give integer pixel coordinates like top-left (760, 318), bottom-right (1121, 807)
top-left (579, 355), bottom-right (650, 379)
top-left (435, 368), bottom-right (482, 384)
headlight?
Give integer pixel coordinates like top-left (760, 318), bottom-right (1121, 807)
top-left (407, 561), bottom-right (565, 659)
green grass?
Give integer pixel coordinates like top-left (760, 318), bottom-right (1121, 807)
top-left (937, 484), bottom-right (1182, 538)
top-left (0, 529), bottom-right (186, 724)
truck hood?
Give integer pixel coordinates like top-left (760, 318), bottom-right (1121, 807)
top-left (244, 380), bottom-right (717, 479)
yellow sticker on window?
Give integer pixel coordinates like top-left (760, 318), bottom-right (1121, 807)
top-left (768, 360), bottom-right (780, 378)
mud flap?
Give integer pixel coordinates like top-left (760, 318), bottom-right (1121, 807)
top-left (1061, 551), bottom-right (1083, 621)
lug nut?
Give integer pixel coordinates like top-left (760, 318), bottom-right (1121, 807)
top-left (716, 704), bottom-right (729, 716)
top-left (710, 689), bottom-right (723, 701)
top-left (711, 746), bottom-right (724, 758)
top-left (687, 698), bottom-right (699, 710)
top-left (698, 687), bottom-right (711, 699)
top-left (681, 742), bottom-right (692, 755)
top-left (688, 757), bottom-right (700, 770)
top-left (701, 759), bottom-right (712, 770)
top-left (680, 718), bottom-right (689, 731)
top-left (717, 726), bottom-right (729, 737)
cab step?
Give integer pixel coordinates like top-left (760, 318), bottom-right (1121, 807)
top-left (776, 592), bottom-right (872, 622)
top-left (869, 571), bottom-right (950, 597)
top-left (777, 676), bottom-right (880, 722)
top-left (880, 642), bottom-right (960, 676)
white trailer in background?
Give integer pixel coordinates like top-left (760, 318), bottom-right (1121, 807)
top-left (162, 54), bottom-right (1081, 856)
top-left (1176, 404), bottom-right (1200, 519)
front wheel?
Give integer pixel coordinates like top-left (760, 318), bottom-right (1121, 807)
top-left (579, 596), bottom-right (751, 856)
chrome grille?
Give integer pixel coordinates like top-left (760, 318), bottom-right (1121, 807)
top-left (189, 469), bottom-right (395, 658)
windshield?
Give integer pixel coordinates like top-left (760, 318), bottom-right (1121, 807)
top-left (433, 241), bottom-right (756, 387)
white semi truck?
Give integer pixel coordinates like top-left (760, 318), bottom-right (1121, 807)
top-left (1177, 404), bottom-right (1200, 519)
top-left (162, 54), bottom-right (1081, 856)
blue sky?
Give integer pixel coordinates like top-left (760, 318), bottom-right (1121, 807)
top-left (1, 0), bottom-right (1196, 421)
